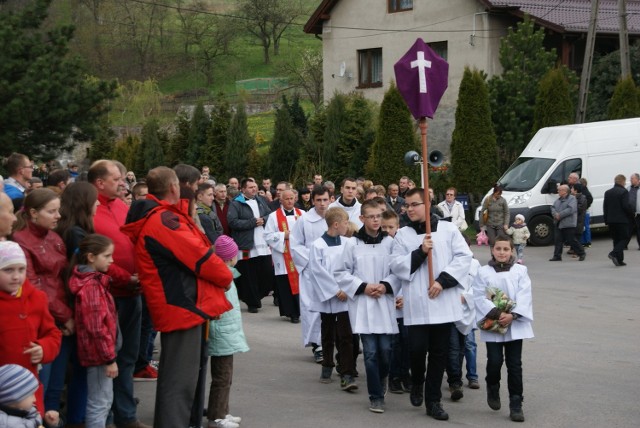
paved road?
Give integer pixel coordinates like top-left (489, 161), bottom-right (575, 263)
top-left (133, 233), bottom-right (640, 427)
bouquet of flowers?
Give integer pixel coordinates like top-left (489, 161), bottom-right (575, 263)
top-left (477, 287), bottom-right (516, 334)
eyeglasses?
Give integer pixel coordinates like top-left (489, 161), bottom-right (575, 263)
top-left (446, 193), bottom-right (455, 196)
top-left (406, 202), bottom-right (424, 208)
top-left (21, 165), bottom-right (34, 170)
top-left (363, 214), bottom-right (382, 220)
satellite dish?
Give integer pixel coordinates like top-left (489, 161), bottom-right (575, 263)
top-left (339, 61), bottom-right (346, 78)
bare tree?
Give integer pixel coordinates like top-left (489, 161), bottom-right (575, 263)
top-left (280, 49), bottom-right (324, 110)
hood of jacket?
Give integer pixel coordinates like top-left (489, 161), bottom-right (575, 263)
top-left (68, 265), bottom-right (111, 296)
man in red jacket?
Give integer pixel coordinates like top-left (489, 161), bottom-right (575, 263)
top-left (122, 166), bottom-right (232, 428)
top-left (89, 160), bottom-right (149, 428)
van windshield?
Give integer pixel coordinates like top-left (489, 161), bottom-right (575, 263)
top-left (498, 157), bottom-right (555, 192)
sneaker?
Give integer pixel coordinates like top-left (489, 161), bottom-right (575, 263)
top-left (133, 365), bottom-right (158, 381)
top-left (369, 399), bottom-right (384, 413)
top-left (212, 419), bottom-right (239, 428)
top-left (468, 379), bottom-right (480, 389)
top-left (426, 401), bottom-right (449, 421)
top-left (224, 415), bottom-right (241, 424)
top-left (449, 384), bottom-right (463, 401)
top-left (313, 347), bottom-right (324, 364)
top-left (583, 242), bottom-right (591, 248)
top-left (381, 376), bottom-right (388, 396)
top-left (320, 366), bottom-right (333, 384)
top-left (409, 383), bottom-right (423, 407)
top-left (389, 377), bottom-right (403, 394)
top-left (149, 360), bottom-right (159, 370)
top-left (340, 375), bottom-right (358, 392)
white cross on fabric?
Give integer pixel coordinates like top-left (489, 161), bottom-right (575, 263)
top-left (410, 51), bottom-right (431, 93)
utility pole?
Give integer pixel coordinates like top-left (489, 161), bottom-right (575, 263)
top-left (619, 0), bottom-right (631, 78)
top-left (576, 0), bottom-right (600, 123)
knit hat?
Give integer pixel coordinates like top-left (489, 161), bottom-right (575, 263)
top-left (515, 214), bottom-right (525, 222)
top-left (214, 235), bottom-right (239, 261)
top-left (0, 364), bottom-right (39, 406)
top-left (0, 241), bottom-right (27, 270)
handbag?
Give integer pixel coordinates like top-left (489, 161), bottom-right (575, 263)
top-left (476, 230), bottom-right (489, 246)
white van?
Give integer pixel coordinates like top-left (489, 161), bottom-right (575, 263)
top-left (474, 118), bottom-right (640, 246)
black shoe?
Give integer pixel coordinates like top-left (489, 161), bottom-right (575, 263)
top-left (389, 377), bottom-right (403, 394)
top-left (619, 261), bottom-right (627, 266)
top-left (426, 401), bottom-right (449, 421)
top-left (290, 316), bottom-right (300, 323)
top-left (583, 243), bottom-right (591, 248)
top-left (410, 384), bottom-right (423, 407)
top-left (401, 376), bottom-right (413, 393)
top-left (273, 296), bottom-right (279, 306)
top-left (487, 384), bottom-right (501, 410)
top-left (608, 253), bottom-right (621, 266)
top-left (248, 306), bottom-right (259, 313)
top-left (509, 395), bottom-right (525, 422)
top-left (450, 384), bottom-right (463, 401)
top-left (578, 254), bottom-right (586, 261)
top-left (549, 257), bottom-right (562, 261)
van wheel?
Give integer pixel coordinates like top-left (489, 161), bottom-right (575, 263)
top-left (528, 216), bottom-right (554, 246)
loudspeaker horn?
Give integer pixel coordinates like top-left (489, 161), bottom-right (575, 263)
top-left (428, 150), bottom-right (444, 167)
top-left (404, 150), bottom-right (421, 166)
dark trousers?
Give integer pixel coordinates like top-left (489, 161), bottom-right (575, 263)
top-left (627, 215), bottom-right (640, 249)
top-left (155, 324), bottom-right (208, 428)
top-left (446, 326), bottom-right (466, 387)
top-left (390, 317), bottom-right (411, 380)
top-left (320, 311), bottom-right (355, 376)
top-left (485, 340), bottom-right (523, 397)
top-left (274, 274), bottom-right (300, 318)
top-left (113, 296), bottom-right (142, 425)
top-left (609, 223), bottom-right (630, 262)
top-left (235, 255), bottom-right (274, 308)
top-left (207, 355), bottom-right (234, 421)
top-left (553, 226), bottom-right (584, 258)
top-left (408, 323), bottom-right (451, 404)
top-left (135, 295), bottom-right (155, 372)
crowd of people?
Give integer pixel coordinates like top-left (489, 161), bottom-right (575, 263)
top-left (0, 151), bottom-right (638, 427)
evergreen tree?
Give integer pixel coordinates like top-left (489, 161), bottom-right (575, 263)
top-left (294, 107), bottom-right (326, 184)
top-left (366, 82), bottom-right (419, 186)
top-left (186, 102), bottom-right (210, 166)
top-left (0, 0), bottom-right (117, 158)
top-left (588, 45), bottom-right (640, 121)
top-left (343, 94), bottom-right (376, 178)
top-left (166, 111), bottom-right (190, 166)
top-left (607, 77), bottom-right (640, 120)
top-left (112, 134), bottom-right (140, 172)
top-left (322, 93), bottom-right (347, 181)
top-left (134, 131), bottom-right (146, 176)
top-left (450, 67), bottom-right (498, 195)
top-left (225, 102), bottom-right (252, 178)
top-left (286, 93), bottom-right (308, 138)
top-left (269, 106), bottom-right (301, 182)
top-left (489, 15), bottom-right (557, 171)
top-left (142, 118), bottom-right (165, 172)
top-left (532, 67), bottom-right (575, 136)
top-left (89, 118), bottom-right (115, 162)
top-left (204, 93), bottom-right (232, 179)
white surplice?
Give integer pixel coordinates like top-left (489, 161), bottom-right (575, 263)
top-left (473, 263), bottom-right (534, 342)
top-left (308, 236), bottom-right (350, 314)
top-left (290, 208), bottom-right (327, 346)
top-left (390, 220), bottom-right (473, 326)
top-left (264, 208), bottom-right (300, 275)
top-left (455, 258), bottom-right (480, 335)
top-left (329, 197), bottom-right (363, 229)
top-left (335, 236), bottom-right (399, 334)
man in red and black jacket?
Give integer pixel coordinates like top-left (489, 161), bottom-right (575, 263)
top-left (89, 160), bottom-right (149, 428)
top-left (122, 166), bottom-right (232, 428)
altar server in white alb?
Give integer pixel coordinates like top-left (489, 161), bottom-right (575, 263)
top-left (289, 186), bottom-right (332, 363)
top-left (264, 189), bottom-right (303, 324)
top-left (335, 200), bottom-right (399, 414)
top-left (473, 236), bottom-right (533, 422)
top-left (308, 207), bottom-right (357, 392)
top-left (390, 188), bottom-right (472, 421)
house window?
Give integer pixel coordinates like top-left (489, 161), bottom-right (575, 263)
top-left (388, 0), bottom-right (413, 13)
top-left (428, 41), bottom-right (448, 61)
top-left (358, 48), bottom-right (382, 88)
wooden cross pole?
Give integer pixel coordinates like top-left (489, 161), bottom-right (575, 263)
top-left (419, 117), bottom-right (435, 287)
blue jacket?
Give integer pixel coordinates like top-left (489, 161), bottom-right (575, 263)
top-left (207, 266), bottom-right (250, 357)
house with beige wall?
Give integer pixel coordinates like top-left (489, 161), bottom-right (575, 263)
top-left (304, 0), bottom-right (640, 155)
